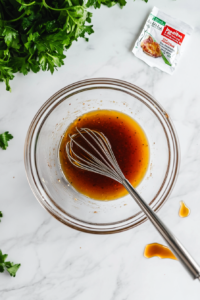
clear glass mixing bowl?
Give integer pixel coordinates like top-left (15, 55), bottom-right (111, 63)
top-left (24, 78), bottom-right (180, 234)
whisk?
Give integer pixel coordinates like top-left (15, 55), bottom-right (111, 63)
top-left (66, 127), bottom-right (200, 280)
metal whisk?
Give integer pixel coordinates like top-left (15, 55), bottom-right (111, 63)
top-left (66, 128), bottom-right (200, 280)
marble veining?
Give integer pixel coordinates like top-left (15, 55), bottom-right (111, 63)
top-left (0, 0), bottom-right (200, 299)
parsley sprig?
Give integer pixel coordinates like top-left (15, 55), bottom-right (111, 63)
top-left (0, 212), bottom-right (21, 277)
top-left (0, 0), bottom-right (94, 91)
top-left (0, 131), bottom-right (13, 150)
top-left (0, 250), bottom-right (21, 277)
top-left (0, 0), bottom-right (147, 91)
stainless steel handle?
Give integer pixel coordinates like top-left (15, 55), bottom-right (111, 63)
top-left (123, 179), bottom-right (200, 280)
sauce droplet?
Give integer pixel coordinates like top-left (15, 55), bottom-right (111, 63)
top-left (144, 243), bottom-right (177, 260)
top-left (179, 201), bottom-right (190, 218)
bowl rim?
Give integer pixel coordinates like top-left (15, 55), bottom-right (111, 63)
top-left (24, 78), bottom-right (180, 234)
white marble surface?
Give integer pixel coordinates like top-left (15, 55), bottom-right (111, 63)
top-left (0, 0), bottom-right (200, 298)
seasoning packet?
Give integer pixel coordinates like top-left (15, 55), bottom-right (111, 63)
top-left (132, 7), bottom-right (193, 75)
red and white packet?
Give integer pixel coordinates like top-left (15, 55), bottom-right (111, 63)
top-left (132, 7), bottom-right (193, 75)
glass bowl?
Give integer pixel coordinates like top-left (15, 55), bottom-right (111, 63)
top-left (24, 78), bottom-right (180, 234)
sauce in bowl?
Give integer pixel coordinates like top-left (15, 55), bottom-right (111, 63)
top-left (59, 110), bottom-right (149, 200)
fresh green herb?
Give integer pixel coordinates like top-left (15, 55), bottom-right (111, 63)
top-left (0, 0), bottom-right (94, 91)
top-left (0, 0), bottom-right (147, 91)
top-left (0, 131), bottom-right (13, 150)
top-left (0, 250), bottom-right (21, 277)
top-left (0, 215), bottom-right (21, 277)
top-left (86, 0), bottom-right (147, 9)
top-left (86, 0), bottom-right (126, 9)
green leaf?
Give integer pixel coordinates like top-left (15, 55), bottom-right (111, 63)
top-left (39, 54), bottom-right (47, 71)
top-left (0, 250), bottom-right (8, 264)
top-left (66, 6), bottom-right (89, 25)
top-left (0, 211), bottom-right (3, 222)
top-left (47, 53), bottom-right (66, 68)
top-left (0, 132), bottom-right (14, 150)
top-left (0, 250), bottom-right (21, 277)
top-left (39, 52), bottom-right (66, 74)
top-left (86, 0), bottom-right (101, 9)
top-left (86, 0), bottom-right (126, 8)
top-left (27, 32), bottom-right (40, 42)
top-left (9, 56), bottom-right (37, 75)
top-left (6, 263), bottom-right (21, 277)
top-left (29, 60), bottom-right (40, 73)
top-left (2, 26), bottom-right (20, 49)
top-left (76, 25), bottom-right (94, 40)
top-left (118, 0), bottom-right (127, 8)
top-left (0, 61), bottom-right (14, 91)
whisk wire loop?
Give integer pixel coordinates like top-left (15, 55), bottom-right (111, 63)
top-left (76, 128), bottom-right (117, 171)
top-left (66, 128), bottom-right (125, 183)
top-left (69, 135), bottom-right (117, 179)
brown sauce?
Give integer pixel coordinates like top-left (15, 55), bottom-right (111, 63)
top-left (144, 243), bottom-right (177, 260)
top-left (179, 201), bottom-right (190, 218)
top-left (59, 110), bottom-right (149, 200)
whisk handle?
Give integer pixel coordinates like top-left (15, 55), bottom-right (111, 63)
top-left (123, 179), bottom-right (200, 280)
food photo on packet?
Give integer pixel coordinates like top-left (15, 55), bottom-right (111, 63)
top-left (0, 0), bottom-right (200, 299)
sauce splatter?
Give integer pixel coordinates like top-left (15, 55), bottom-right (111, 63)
top-left (144, 243), bottom-right (177, 260)
top-left (179, 201), bottom-right (190, 218)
